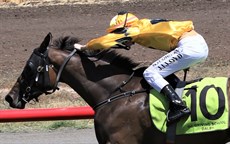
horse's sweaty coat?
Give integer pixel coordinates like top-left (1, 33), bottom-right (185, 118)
top-left (150, 77), bottom-right (229, 134)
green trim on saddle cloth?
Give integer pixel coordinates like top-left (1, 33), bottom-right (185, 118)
top-left (149, 77), bottom-right (229, 135)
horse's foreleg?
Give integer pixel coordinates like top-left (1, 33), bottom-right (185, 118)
top-left (95, 123), bottom-right (141, 144)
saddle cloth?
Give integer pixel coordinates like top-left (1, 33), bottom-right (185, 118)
top-left (149, 77), bottom-right (229, 135)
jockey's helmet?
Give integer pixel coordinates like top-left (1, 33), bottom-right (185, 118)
top-left (106, 11), bottom-right (139, 33)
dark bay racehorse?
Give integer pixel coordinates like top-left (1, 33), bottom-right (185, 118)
top-left (5, 33), bottom-right (230, 144)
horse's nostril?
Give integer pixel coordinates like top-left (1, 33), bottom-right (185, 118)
top-left (5, 95), bottom-right (13, 104)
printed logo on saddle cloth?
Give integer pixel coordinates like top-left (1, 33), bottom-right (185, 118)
top-left (149, 77), bottom-right (229, 135)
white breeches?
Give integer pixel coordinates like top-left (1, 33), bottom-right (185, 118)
top-left (143, 34), bottom-right (209, 92)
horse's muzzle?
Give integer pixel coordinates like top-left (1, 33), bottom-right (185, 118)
top-left (5, 95), bottom-right (25, 109)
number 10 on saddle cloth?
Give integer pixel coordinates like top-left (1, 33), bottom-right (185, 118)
top-left (149, 77), bottom-right (229, 135)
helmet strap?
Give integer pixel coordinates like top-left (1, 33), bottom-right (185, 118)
top-left (123, 13), bottom-right (128, 28)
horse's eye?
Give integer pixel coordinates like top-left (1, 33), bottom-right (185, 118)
top-left (23, 66), bottom-right (32, 76)
top-left (25, 65), bottom-right (32, 72)
top-left (23, 64), bottom-right (36, 78)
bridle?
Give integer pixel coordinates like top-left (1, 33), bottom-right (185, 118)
top-left (20, 46), bottom-right (105, 103)
top-left (20, 48), bottom-right (77, 103)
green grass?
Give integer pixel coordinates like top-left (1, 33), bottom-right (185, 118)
top-left (0, 120), bottom-right (94, 133)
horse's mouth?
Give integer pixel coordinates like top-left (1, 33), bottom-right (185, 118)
top-left (5, 95), bottom-right (25, 109)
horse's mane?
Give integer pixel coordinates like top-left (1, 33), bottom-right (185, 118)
top-left (53, 36), bottom-right (145, 74)
top-left (53, 35), bottom-right (80, 51)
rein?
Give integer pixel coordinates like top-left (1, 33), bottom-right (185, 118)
top-left (52, 48), bottom-right (77, 92)
top-left (36, 48), bottom-right (77, 94)
top-left (93, 71), bottom-right (147, 110)
top-left (110, 72), bottom-right (135, 93)
top-left (93, 89), bottom-right (147, 110)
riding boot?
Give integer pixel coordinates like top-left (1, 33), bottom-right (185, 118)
top-left (161, 84), bottom-right (191, 124)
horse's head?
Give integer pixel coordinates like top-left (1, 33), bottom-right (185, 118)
top-left (5, 32), bottom-right (146, 110)
top-left (5, 33), bottom-right (57, 109)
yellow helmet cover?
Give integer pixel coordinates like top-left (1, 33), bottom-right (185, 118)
top-left (107, 12), bottom-right (139, 33)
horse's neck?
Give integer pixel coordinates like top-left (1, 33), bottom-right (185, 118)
top-left (69, 62), bottom-right (136, 107)
top-left (48, 49), bottom-right (96, 107)
top-left (49, 49), bottom-right (143, 108)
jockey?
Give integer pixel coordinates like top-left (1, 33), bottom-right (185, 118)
top-left (74, 11), bottom-right (209, 124)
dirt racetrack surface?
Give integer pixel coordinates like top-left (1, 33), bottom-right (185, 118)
top-left (0, 0), bottom-right (230, 82)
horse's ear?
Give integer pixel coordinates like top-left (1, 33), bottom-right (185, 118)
top-left (38, 32), bottom-right (52, 53)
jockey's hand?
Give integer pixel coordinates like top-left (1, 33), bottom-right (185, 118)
top-left (115, 37), bottom-right (134, 50)
top-left (123, 41), bottom-right (134, 50)
top-left (74, 43), bottom-right (86, 51)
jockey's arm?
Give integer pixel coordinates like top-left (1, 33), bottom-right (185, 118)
top-left (86, 33), bottom-right (134, 50)
top-left (74, 28), bottom-right (139, 51)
